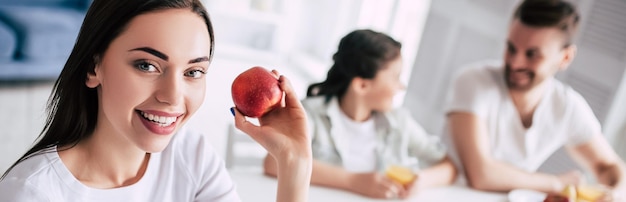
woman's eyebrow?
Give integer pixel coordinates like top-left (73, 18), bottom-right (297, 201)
top-left (129, 47), bottom-right (169, 61)
top-left (189, 57), bottom-right (209, 64)
top-left (130, 47), bottom-right (208, 64)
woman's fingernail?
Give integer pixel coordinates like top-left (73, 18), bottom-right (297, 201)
top-left (230, 107), bottom-right (235, 116)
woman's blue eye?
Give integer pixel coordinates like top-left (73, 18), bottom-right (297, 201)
top-left (134, 61), bottom-right (157, 72)
top-left (185, 70), bottom-right (206, 79)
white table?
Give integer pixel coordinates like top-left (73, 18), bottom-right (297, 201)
top-left (229, 168), bottom-right (508, 202)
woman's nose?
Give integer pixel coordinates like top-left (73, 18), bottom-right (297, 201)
top-left (155, 75), bottom-right (183, 105)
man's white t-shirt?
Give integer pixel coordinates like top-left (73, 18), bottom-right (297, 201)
top-left (443, 61), bottom-right (601, 172)
top-left (0, 127), bottom-right (240, 202)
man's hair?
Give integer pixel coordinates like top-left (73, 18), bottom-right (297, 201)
top-left (513, 0), bottom-right (580, 47)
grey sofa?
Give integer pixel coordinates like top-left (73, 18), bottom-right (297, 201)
top-left (0, 0), bottom-right (91, 81)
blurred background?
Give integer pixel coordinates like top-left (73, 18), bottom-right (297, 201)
top-left (1, 0), bottom-right (626, 177)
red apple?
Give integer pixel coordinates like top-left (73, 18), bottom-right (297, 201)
top-left (231, 66), bottom-right (283, 118)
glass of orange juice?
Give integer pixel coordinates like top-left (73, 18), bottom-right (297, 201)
top-left (385, 165), bottom-right (417, 186)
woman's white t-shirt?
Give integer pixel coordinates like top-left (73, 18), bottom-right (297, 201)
top-left (0, 127), bottom-right (240, 202)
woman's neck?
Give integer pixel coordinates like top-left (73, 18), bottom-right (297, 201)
top-left (58, 125), bottom-right (149, 189)
top-left (338, 93), bottom-right (372, 122)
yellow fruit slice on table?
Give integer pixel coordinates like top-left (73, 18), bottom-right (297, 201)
top-left (577, 185), bottom-right (605, 201)
top-left (561, 184), bottom-right (577, 201)
top-left (385, 165), bottom-right (416, 186)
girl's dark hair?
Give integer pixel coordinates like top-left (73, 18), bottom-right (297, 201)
top-left (1, 0), bottom-right (214, 179)
top-left (513, 0), bottom-right (580, 47)
top-left (306, 29), bottom-right (401, 101)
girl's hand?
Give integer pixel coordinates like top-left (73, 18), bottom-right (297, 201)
top-left (348, 172), bottom-right (411, 199)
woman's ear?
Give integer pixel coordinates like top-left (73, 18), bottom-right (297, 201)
top-left (85, 56), bottom-right (102, 88)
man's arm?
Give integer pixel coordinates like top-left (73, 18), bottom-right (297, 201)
top-left (449, 112), bottom-right (575, 193)
top-left (567, 134), bottom-right (626, 192)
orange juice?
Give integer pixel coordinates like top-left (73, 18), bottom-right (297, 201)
top-left (385, 165), bottom-right (417, 186)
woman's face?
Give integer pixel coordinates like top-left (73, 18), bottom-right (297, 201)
top-left (86, 9), bottom-right (211, 152)
top-left (364, 56), bottom-right (405, 112)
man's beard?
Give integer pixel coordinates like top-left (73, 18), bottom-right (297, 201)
top-left (504, 64), bottom-right (536, 91)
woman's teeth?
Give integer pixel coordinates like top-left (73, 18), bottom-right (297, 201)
top-left (140, 111), bottom-right (177, 126)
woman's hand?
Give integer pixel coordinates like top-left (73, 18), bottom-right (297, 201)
top-left (348, 172), bottom-right (412, 199)
top-left (232, 70), bottom-right (311, 163)
top-left (232, 70), bottom-right (311, 202)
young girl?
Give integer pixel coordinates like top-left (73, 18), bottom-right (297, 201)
top-left (0, 0), bottom-right (311, 201)
top-left (264, 29), bottom-right (457, 199)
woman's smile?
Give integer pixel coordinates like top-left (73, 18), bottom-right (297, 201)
top-left (136, 110), bottom-right (184, 135)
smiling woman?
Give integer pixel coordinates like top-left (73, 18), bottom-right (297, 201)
top-left (0, 0), bottom-right (312, 202)
top-left (83, 8), bottom-right (211, 154)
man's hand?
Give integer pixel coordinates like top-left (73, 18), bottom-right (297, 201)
top-left (555, 170), bottom-right (583, 192)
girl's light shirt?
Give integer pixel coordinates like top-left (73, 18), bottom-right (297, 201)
top-left (303, 96), bottom-right (447, 172)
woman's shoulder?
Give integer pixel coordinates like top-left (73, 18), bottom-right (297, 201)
top-left (0, 151), bottom-right (59, 201)
top-left (3, 150), bottom-right (59, 181)
top-left (0, 176), bottom-right (51, 201)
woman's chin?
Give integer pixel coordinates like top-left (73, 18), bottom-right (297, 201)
top-left (137, 138), bottom-right (173, 153)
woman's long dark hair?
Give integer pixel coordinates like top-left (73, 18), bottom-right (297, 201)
top-left (306, 29), bottom-right (401, 101)
top-left (1, 0), bottom-right (214, 180)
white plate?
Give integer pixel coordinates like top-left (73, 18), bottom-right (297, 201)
top-left (508, 189), bottom-right (547, 202)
